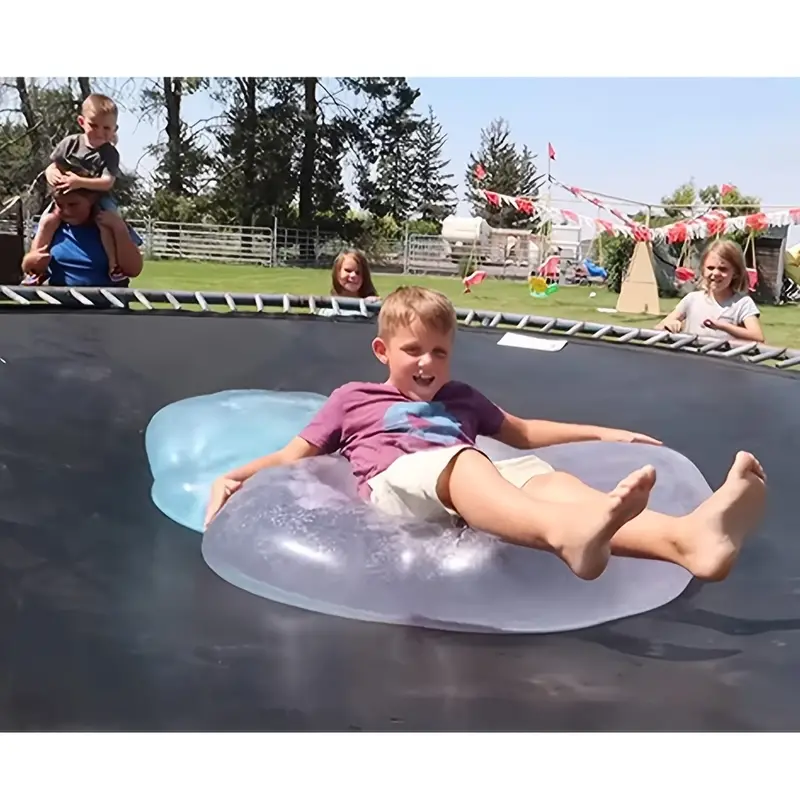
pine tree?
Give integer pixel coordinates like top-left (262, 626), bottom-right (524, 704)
top-left (358, 109), bottom-right (418, 220)
top-left (411, 106), bottom-right (457, 222)
top-left (465, 118), bottom-right (545, 228)
top-left (355, 99), bottom-right (420, 221)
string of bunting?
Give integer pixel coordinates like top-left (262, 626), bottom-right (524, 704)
top-left (481, 183), bottom-right (800, 243)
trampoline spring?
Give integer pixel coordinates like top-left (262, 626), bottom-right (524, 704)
top-left (722, 342), bottom-right (760, 359)
top-left (667, 334), bottom-right (698, 350)
top-left (133, 290), bottom-right (153, 310)
top-left (642, 331), bottom-right (670, 346)
top-left (589, 325), bottom-right (614, 339)
top-left (99, 289), bottom-right (126, 308)
top-left (68, 289), bottom-right (94, 306)
top-left (164, 292), bottom-right (182, 310)
top-left (255, 295), bottom-right (264, 313)
top-left (749, 347), bottom-right (787, 364)
top-left (565, 321), bottom-right (587, 336)
top-left (1, 286), bottom-right (30, 305)
top-left (35, 288), bottom-right (61, 305)
top-left (224, 293), bottom-right (237, 313)
top-left (194, 291), bottom-right (209, 312)
top-left (698, 340), bottom-right (729, 355)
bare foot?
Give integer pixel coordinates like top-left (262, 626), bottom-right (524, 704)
top-left (558, 465), bottom-right (656, 580)
top-left (679, 451), bottom-right (767, 581)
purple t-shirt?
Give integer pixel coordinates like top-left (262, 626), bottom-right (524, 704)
top-left (298, 381), bottom-right (506, 497)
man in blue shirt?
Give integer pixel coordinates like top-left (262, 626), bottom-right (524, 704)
top-left (21, 187), bottom-right (143, 287)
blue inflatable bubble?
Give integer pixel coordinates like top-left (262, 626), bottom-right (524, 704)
top-left (145, 389), bottom-right (707, 634)
top-left (145, 389), bottom-right (327, 532)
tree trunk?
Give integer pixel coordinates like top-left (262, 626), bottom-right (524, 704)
top-left (77, 78), bottom-right (92, 101)
top-left (164, 77), bottom-right (183, 195)
top-left (298, 78), bottom-right (317, 264)
top-left (14, 77), bottom-right (42, 162)
top-left (239, 77), bottom-right (258, 252)
top-left (299, 77), bottom-right (317, 227)
top-left (163, 77), bottom-right (184, 251)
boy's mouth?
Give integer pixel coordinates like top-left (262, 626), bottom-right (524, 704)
top-left (413, 374), bottom-right (435, 388)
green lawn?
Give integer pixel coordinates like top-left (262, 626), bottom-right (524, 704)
top-left (131, 260), bottom-right (800, 351)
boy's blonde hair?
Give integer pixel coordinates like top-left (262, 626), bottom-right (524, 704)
top-left (81, 93), bottom-right (118, 121)
top-left (701, 239), bottom-right (750, 294)
top-left (378, 286), bottom-right (457, 339)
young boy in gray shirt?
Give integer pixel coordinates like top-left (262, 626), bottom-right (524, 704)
top-left (26, 93), bottom-right (125, 284)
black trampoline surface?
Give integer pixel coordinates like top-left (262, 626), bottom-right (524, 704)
top-left (1, 308), bottom-right (799, 732)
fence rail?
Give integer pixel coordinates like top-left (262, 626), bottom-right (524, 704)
top-left (9, 207), bottom-right (552, 279)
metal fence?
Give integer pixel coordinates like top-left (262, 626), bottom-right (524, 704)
top-left (12, 210), bottom-right (551, 279)
top-left (123, 223), bottom-right (541, 279)
top-left (105, 218), bottom-right (409, 272)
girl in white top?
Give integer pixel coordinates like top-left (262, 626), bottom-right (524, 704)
top-left (656, 239), bottom-right (765, 344)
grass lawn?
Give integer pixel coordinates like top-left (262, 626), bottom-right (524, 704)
top-left (132, 260), bottom-right (800, 351)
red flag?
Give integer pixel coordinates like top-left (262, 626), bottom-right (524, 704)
top-left (548, 142), bottom-right (556, 161)
top-left (562, 210), bottom-right (579, 224)
top-left (474, 164), bottom-right (486, 181)
top-left (515, 197), bottom-right (534, 216)
top-left (720, 183), bottom-right (735, 196)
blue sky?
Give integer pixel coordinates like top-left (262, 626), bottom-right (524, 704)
top-left (115, 77), bottom-right (800, 243)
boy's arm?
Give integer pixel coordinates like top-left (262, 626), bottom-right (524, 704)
top-left (60, 173), bottom-right (115, 192)
top-left (60, 144), bottom-right (119, 192)
top-left (204, 437), bottom-right (320, 528)
top-left (495, 412), bottom-right (663, 449)
top-left (44, 162), bottom-right (63, 186)
top-left (204, 390), bottom-right (345, 528)
top-left (224, 436), bottom-right (321, 482)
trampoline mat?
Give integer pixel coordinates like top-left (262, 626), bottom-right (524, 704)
top-left (0, 308), bottom-right (798, 731)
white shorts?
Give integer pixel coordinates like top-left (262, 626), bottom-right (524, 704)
top-left (366, 444), bottom-right (554, 523)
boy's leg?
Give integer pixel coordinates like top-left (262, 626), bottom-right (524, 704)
top-left (24, 203), bottom-right (61, 285)
top-left (437, 448), bottom-right (766, 581)
top-left (96, 197), bottom-right (125, 281)
top-left (98, 223), bottom-right (121, 277)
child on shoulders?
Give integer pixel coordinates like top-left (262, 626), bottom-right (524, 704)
top-left (26, 93), bottom-right (127, 286)
top-left (656, 240), bottom-right (765, 344)
top-left (206, 286), bottom-right (766, 584)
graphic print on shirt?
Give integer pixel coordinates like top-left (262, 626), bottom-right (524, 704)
top-left (382, 400), bottom-right (467, 446)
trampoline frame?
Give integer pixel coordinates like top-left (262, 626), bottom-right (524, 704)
top-left (1, 283), bottom-right (799, 370)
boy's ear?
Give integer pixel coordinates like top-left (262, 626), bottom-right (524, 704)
top-left (77, 115), bottom-right (85, 128)
top-left (372, 337), bottom-right (389, 365)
